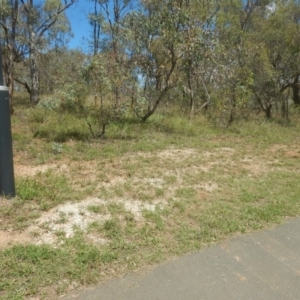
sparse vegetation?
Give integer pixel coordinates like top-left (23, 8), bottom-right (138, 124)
top-left (0, 97), bottom-right (300, 299)
top-left (2, 1), bottom-right (300, 298)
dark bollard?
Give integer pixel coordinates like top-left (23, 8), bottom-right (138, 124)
top-left (0, 47), bottom-right (15, 198)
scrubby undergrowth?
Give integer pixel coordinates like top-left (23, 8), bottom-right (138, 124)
top-left (1, 97), bottom-right (300, 299)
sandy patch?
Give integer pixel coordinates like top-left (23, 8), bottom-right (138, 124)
top-left (268, 144), bottom-right (300, 158)
top-left (199, 182), bottom-right (219, 192)
top-left (5, 144), bottom-right (293, 249)
top-left (157, 148), bottom-right (198, 159)
top-left (0, 197), bottom-right (164, 247)
top-left (98, 176), bottom-right (127, 188)
top-left (219, 147), bottom-right (235, 152)
top-left (283, 151), bottom-right (300, 158)
top-left (14, 163), bottom-right (69, 177)
top-left (268, 144), bottom-right (287, 153)
top-left (239, 157), bottom-right (269, 175)
top-left (30, 197), bottom-right (162, 245)
top-left (133, 178), bottom-right (165, 188)
top-left (0, 230), bottom-right (32, 248)
top-left (123, 148), bottom-right (199, 162)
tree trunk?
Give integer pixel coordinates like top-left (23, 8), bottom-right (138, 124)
top-left (8, 71), bottom-right (14, 114)
top-left (29, 32), bottom-right (40, 105)
top-left (14, 77), bottom-right (31, 95)
top-left (280, 74), bottom-right (300, 106)
top-left (115, 86), bottom-right (120, 108)
top-left (255, 93), bottom-right (272, 119)
top-left (228, 98), bottom-right (236, 126)
top-left (141, 87), bottom-right (168, 122)
top-left (281, 94), bottom-right (289, 121)
top-left (4, 46), bottom-right (15, 114)
top-left (187, 59), bottom-right (194, 119)
top-left (1, 0), bottom-right (19, 114)
top-left (92, 0), bottom-right (101, 55)
top-left (265, 103), bottom-right (272, 119)
top-left (292, 85), bottom-right (300, 105)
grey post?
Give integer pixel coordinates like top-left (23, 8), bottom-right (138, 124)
top-left (0, 44), bottom-right (16, 197)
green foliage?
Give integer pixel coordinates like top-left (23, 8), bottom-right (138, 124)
top-left (16, 172), bottom-right (72, 207)
top-left (26, 107), bottom-right (47, 123)
top-left (3, 102), bottom-right (300, 299)
top-left (0, 236), bottom-right (118, 299)
top-left (5, 0), bottom-right (300, 123)
top-left (37, 97), bottom-right (60, 110)
top-left (17, 178), bottom-right (46, 201)
top-left (103, 219), bottom-right (122, 239)
top-left (212, 0), bottom-right (300, 122)
top-left (143, 209), bottom-right (165, 230)
top-left (52, 142), bottom-right (63, 154)
top-left (32, 112), bottom-right (90, 142)
top-left (56, 83), bottom-right (89, 113)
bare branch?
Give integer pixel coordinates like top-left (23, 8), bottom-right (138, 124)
top-left (0, 20), bottom-right (8, 31)
top-left (14, 77), bottom-right (31, 95)
top-left (37, 0), bottom-right (75, 39)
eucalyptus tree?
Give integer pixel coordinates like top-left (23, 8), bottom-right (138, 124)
top-left (0, 0), bottom-right (27, 111)
top-left (176, 0), bottom-right (219, 118)
top-left (88, 0), bottom-right (103, 55)
top-left (126, 0), bottom-right (219, 121)
top-left (213, 0), bottom-right (280, 122)
top-left (38, 47), bottom-right (86, 94)
top-left (0, 0), bottom-right (74, 106)
top-left (87, 0), bottom-right (136, 108)
top-left (214, 0), bottom-right (300, 122)
top-left (274, 1), bottom-right (300, 106)
top-left (19, 0), bottom-right (74, 104)
top-left (239, 0), bottom-right (300, 119)
top-left (243, 0), bottom-right (300, 118)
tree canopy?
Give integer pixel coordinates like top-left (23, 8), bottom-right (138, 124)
top-left (1, 0), bottom-right (300, 124)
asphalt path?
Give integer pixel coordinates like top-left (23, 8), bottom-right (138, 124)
top-left (60, 217), bottom-right (300, 300)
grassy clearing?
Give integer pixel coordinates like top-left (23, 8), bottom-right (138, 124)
top-left (1, 100), bottom-right (300, 299)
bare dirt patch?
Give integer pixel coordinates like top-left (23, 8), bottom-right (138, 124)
top-left (3, 144), bottom-right (294, 249)
top-left (0, 197), bottom-right (164, 247)
top-left (14, 163), bottom-right (69, 177)
top-left (124, 148), bottom-right (199, 163)
top-left (198, 182), bottom-right (219, 193)
top-left (157, 148), bottom-right (199, 159)
top-left (283, 151), bottom-right (300, 158)
top-left (268, 144), bottom-right (300, 158)
top-left (239, 157), bottom-right (269, 175)
top-left (0, 230), bottom-right (32, 248)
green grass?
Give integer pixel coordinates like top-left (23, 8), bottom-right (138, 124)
top-left (87, 204), bottom-right (107, 214)
top-left (0, 234), bottom-right (118, 300)
top-left (1, 103), bottom-right (300, 299)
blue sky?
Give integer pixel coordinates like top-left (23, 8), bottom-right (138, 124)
top-left (65, 0), bottom-right (138, 50)
top-left (65, 1), bottom-right (95, 50)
